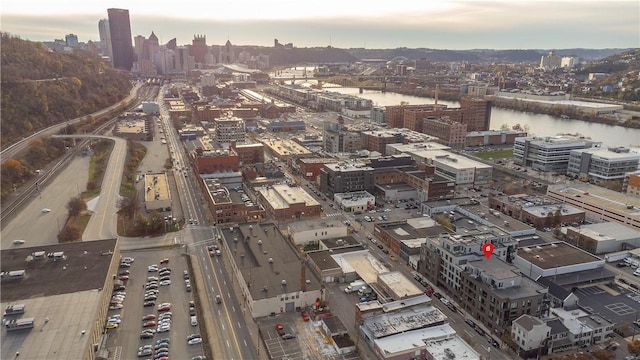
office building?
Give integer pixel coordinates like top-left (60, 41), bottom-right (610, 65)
top-left (64, 34), bottom-right (78, 48)
top-left (214, 117), bottom-right (246, 147)
top-left (513, 136), bottom-right (601, 172)
top-left (563, 222), bottom-right (640, 254)
top-left (97, 19), bottom-right (112, 60)
top-left (191, 35), bottom-right (207, 64)
top-left (567, 146), bottom-right (640, 183)
top-left (107, 8), bottom-right (134, 70)
top-left (422, 117), bottom-right (467, 148)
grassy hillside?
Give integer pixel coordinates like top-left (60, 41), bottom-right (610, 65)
top-left (1, 33), bottom-right (132, 146)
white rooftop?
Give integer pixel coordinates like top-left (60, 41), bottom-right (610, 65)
top-left (378, 271), bottom-right (424, 298)
top-left (339, 251), bottom-right (389, 284)
top-left (256, 184), bottom-right (319, 210)
top-left (374, 324), bottom-right (479, 359)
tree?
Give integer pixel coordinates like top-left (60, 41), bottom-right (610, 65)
top-left (591, 349), bottom-right (615, 360)
top-left (629, 339), bottom-right (640, 356)
top-left (66, 196), bottom-right (87, 217)
top-left (118, 192), bottom-right (140, 218)
top-left (500, 123), bottom-right (510, 130)
top-left (57, 223), bottom-right (81, 242)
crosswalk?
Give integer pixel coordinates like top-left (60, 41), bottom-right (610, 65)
top-left (324, 212), bottom-right (342, 217)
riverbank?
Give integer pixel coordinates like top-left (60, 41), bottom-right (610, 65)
top-left (384, 86), bottom-right (640, 129)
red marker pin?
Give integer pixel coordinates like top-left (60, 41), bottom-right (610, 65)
top-left (482, 243), bottom-right (495, 259)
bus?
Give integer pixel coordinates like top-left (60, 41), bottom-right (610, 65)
top-left (5, 317), bottom-right (35, 331)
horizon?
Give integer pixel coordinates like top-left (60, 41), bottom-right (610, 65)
top-left (2, 0), bottom-right (638, 50)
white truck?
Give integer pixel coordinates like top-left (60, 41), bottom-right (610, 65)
top-left (345, 280), bottom-right (366, 293)
top-left (357, 286), bottom-right (372, 296)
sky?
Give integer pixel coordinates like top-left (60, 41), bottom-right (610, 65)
top-left (1, 0), bottom-right (638, 49)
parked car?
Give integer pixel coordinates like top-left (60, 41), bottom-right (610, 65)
top-left (142, 314), bottom-right (156, 321)
top-left (275, 324), bottom-right (285, 337)
top-left (160, 258), bottom-right (169, 264)
top-left (301, 310), bottom-right (310, 321)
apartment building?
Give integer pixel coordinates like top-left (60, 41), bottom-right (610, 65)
top-left (625, 171), bottom-right (640, 197)
top-left (419, 229), bottom-right (518, 304)
top-left (360, 130), bottom-right (403, 155)
top-left (567, 146), bottom-right (640, 182)
top-left (460, 258), bottom-right (547, 336)
top-left (319, 162), bottom-right (375, 195)
top-left (513, 136), bottom-right (601, 172)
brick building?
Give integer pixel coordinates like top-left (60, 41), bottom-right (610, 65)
top-left (422, 117), bottom-right (467, 148)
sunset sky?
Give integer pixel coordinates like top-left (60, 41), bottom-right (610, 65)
top-left (2, 0), bottom-right (638, 49)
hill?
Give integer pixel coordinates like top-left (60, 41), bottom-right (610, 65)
top-left (345, 48), bottom-right (631, 63)
top-left (1, 33), bottom-right (132, 147)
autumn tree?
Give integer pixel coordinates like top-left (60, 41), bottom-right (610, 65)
top-left (118, 192), bottom-right (140, 218)
top-left (629, 339), bottom-right (640, 356)
top-left (66, 196), bottom-right (87, 217)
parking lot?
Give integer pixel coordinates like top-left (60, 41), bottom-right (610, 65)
top-left (104, 249), bottom-right (205, 359)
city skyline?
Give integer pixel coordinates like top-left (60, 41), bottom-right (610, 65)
top-left (1, 0), bottom-right (638, 50)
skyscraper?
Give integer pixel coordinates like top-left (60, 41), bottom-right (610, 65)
top-left (98, 19), bottom-right (112, 61)
top-left (107, 8), bottom-right (134, 70)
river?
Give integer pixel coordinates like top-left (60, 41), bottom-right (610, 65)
top-left (325, 88), bottom-right (640, 148)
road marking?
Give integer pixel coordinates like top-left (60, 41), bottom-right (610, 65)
top-left (226, 339), bottom-right (230, 347)
top-left (223, 280), bottom-right (227, 286)
top-left (237, 321), bottom-right (241, 328)
top-left (232, 306), bottom-right (235, 312)
top-left (244, 339), bottom-right (248, 346)
top-left (221, 323), bottom-right (225, 330)
top-left (207, 274), bottom-right (210, 280)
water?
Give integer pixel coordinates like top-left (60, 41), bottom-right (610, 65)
top-left (325, 88), bottom-right (640, 148)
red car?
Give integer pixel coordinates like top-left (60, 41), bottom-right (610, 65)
top-left (118, 275), bottom-right (129, 281)
top-left (301, 310), bottom-right (310, 322)
top-left (142, 321), bottom-right (157, 328)
top-left (157, 305), bottom-right (171, 312)
top-left (160, 258), bottom-right (169, 264)
top-left (142, 314), bottom-right (156, 321)
top-left (275, 323), bottom-right (285, 336)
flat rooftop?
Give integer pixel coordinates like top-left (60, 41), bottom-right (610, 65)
top-left (204, 180), bottom-right (232, 204)
top-left (517, 242), bottom-right (602, 270)
top-left (377, 271), bottom-right (423, 298)
top-left (1, 291), bottom-right (102, 360)
top-left (222, 223), bottom-right (321, 300)
top-left (143, 173), bottom-right (171, 204)
top-left (522, 204), bottom-right (584, 218)
top-left (256, 184), bottom-right (319, 210)
top-left (377, 221), bottom-right (447, 242)
top-left (287, 217), bottom-right (345, 233)
top-left (1, 239), bottom-right (117, 302)
top-left (386, 141), bottom-right (450, 154)
top-left (362, 304), bottom-right (446, 338)
top-left (548, 184), bottom-right (640, 217)
top-left (325, 162), bottom-right (374, 172)
top-left (463, 204), bottom-right (534, 233)
top-left (260, 139), bottom-right (311, 157)
top-left (375, 324), bottom-right (479, 359)
top-left (338, 251), bottom-right (389, 284)
top-left (429, 150), bottom-right (493, 169)
top-left (566, 222), bottom-right (640, 241)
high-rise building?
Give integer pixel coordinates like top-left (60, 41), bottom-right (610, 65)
top-left (107, 8), bottom-right (134, 70)
top-left (191, 35), bottom-right (207, 64)
top-left (539, 51), bottom-right (562, 70)
top-left (65, 34), bottom-right (79, 48)
top-left (98, 19), bottom-right (112, 60)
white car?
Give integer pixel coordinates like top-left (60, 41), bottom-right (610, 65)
top-left (188, 337), bottom-right (203, 345)
top-left (41, 208), bottom-right (51, 213)
top-left (159, 280), bottom-right (171, 286)
top-left (107, 317), bottom-right (121, 324)
top-left (148, 265), bottom-right (159, 272)
top-left (121, 257), bottom-right (135, 263)
top-left (157, 325), bottom-right (171, 333)
top-left (109, 304), bottom-right (123, 310)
